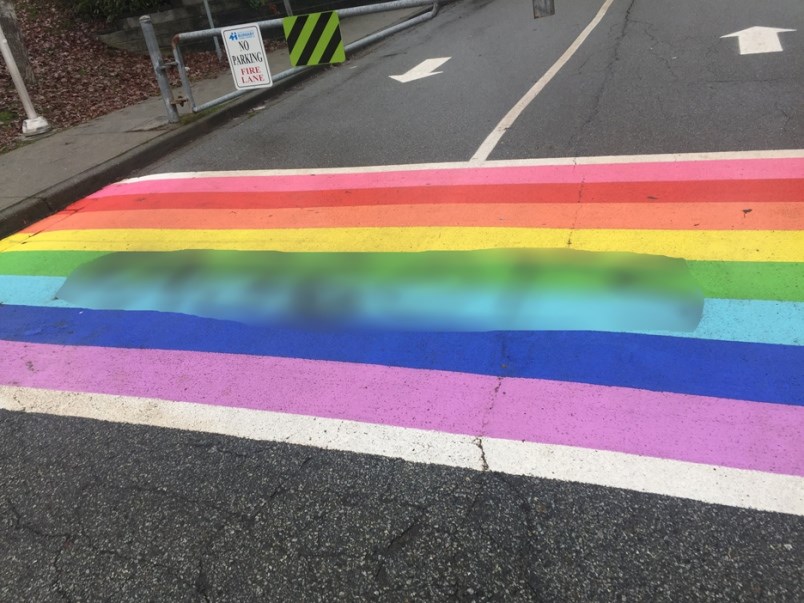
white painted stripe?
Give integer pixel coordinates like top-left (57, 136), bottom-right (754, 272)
top-left (2, 385), bottom-right (802, 516)
top-left (484, 438), bottom-right (804, 516)
top-left (470, 0), bottom-right (618, 163)
top-left (0, 385), bottom-right (481, 470)
top-left (119, 149), bottom-right (804, 182)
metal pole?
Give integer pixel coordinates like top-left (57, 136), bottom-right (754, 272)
top-left (177, 0), bottom-right (437, 44)
top-left (183, 0), bottom-right (440, 114)
top-left (283, 1), bottom-right (293, 16)
top-left (0, 19), bottom-right (49, 136)
top-left (341, 0), bottom-right (439, 55)
top-left (172, 42), bottom-right (196, 110)
top-left (140, 15), bottom-right (180, 124)
top-left (201, 0), bottom-right (222, 60)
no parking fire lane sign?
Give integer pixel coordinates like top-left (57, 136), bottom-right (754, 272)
top-left (221, 24), bottom-right (273, 90)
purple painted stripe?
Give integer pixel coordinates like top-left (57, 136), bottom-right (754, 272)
top-left (2, 340), bottom-right (801, 476)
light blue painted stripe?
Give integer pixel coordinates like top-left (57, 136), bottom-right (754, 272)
top-left (648, 299), bottom-right (803, 346)
top-left (0, 276), bottom-right (73, 308)
top-left (0, 275), bottom-right (801, 346)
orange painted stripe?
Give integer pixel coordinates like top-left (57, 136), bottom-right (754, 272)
top-left (70, 179), bottom-right (804, 213)
top-left (26, 202), bottom-right (804, 232)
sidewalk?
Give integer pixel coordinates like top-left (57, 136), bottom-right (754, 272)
top-left (0, 7), bottom-right (422, 238)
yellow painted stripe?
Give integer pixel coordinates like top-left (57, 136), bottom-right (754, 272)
top-left (2, 228), bottom-right (802, 262)
top-left (0, 234), bottom-right (31, 253)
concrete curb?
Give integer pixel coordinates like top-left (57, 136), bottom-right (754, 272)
top-left (0, 66), bottom-right (322, 239)
top-left (0, 2), bottom-right (448, 239)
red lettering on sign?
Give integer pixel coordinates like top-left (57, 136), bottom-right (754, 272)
top-left (239, 72), bottom-right (266, 84)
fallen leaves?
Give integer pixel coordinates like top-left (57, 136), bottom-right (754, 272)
top-left (0, 0), bottom-right (229, 153)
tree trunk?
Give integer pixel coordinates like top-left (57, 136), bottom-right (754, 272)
top-left (0, 0), bottom-right (35, 86)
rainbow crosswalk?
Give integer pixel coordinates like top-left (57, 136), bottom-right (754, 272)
top-left (0, 152), bottom-right (802, 514)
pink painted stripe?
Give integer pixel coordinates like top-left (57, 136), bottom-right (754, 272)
top-left (89, 158), bottom-right (804, 197)
top-left (2, 340), bottom-right (801, 476)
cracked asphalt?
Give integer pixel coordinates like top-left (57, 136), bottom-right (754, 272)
top-left (147, 0), bottom-right (802, 173)
top-left (2, 0), bottom-right (803, 600)
top-left (2, 412), bottom-right (803, 601)
top-left (493, 0), bottom-right (803, 159)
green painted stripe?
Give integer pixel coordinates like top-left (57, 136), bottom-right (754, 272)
top-left (0, 250), bottom-right (802, 302)
top-left (0, 251), bottom-right (108, 276)
top-left (289, 12), bottom-right (320, 66)
top-left (45, 250), bottom-right (701, 302)
top-left (687, 261), bottom-right (804, 302)
top-left (309, 12), bottom-right (340, 65)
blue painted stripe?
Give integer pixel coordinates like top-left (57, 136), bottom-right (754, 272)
top-left (0, 305), bottom-right (800, 406)
top-left (0, 275), bottom-right (802, 345)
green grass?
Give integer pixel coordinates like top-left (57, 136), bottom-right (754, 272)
top-left (0, 109), bottom-right (18, 124)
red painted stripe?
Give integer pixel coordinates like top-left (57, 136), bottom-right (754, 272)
top-left (26, 201), bottom-right (804, 232)
top-left (99, 157), bottom-right (804, 195)
top-left (71, 180), bottom-right (804, 213)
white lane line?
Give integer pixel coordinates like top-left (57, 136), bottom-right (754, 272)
top-left (120, 149), bottom-right (804, 182)
top-left (470, 0), bottom-right (618, 163)
top-left (2, 385), bottom-right (802, 516)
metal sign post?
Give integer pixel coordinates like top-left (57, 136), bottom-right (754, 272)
top-left (0, 19), bottom-right (50, 136)
top-left (201, 0), bottom-right (222, 60)
top-left (168, 0), bottom-right (440, 116)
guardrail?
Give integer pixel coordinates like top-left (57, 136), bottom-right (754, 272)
top-left (141, 0), bottom-right (441, 123)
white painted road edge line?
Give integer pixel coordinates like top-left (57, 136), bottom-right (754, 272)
top-left (121, 149), bottom-right (804, 182)
top-left (470, 0), bottom-right (618, 163)
top-left (2, 385), bottom-right (802, 516)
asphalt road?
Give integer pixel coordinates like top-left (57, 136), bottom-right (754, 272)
top-left (148, 0), bottom-right (803, 171)
top-left (2, 412), bottom-right (803, 601)
top-left (2, 0), bottom-right (803, 600)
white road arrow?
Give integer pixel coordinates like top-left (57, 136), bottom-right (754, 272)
top-left (721, 26), bottom-right (796, 55)
top-left (389, 57), bottom-right (451, 83)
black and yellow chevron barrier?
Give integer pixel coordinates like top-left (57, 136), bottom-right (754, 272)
top-left (283, 11), bottom-right (346, 67)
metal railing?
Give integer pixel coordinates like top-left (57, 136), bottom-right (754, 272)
top-left (141, 0), bottom-right (441, 123)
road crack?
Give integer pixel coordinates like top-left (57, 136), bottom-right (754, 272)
top-left (373, 510), bottom-right (427, 585)
top-left (571, 0), bottom-right (638, 154)
top-left (474, 437), bottom-right (489, 472)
